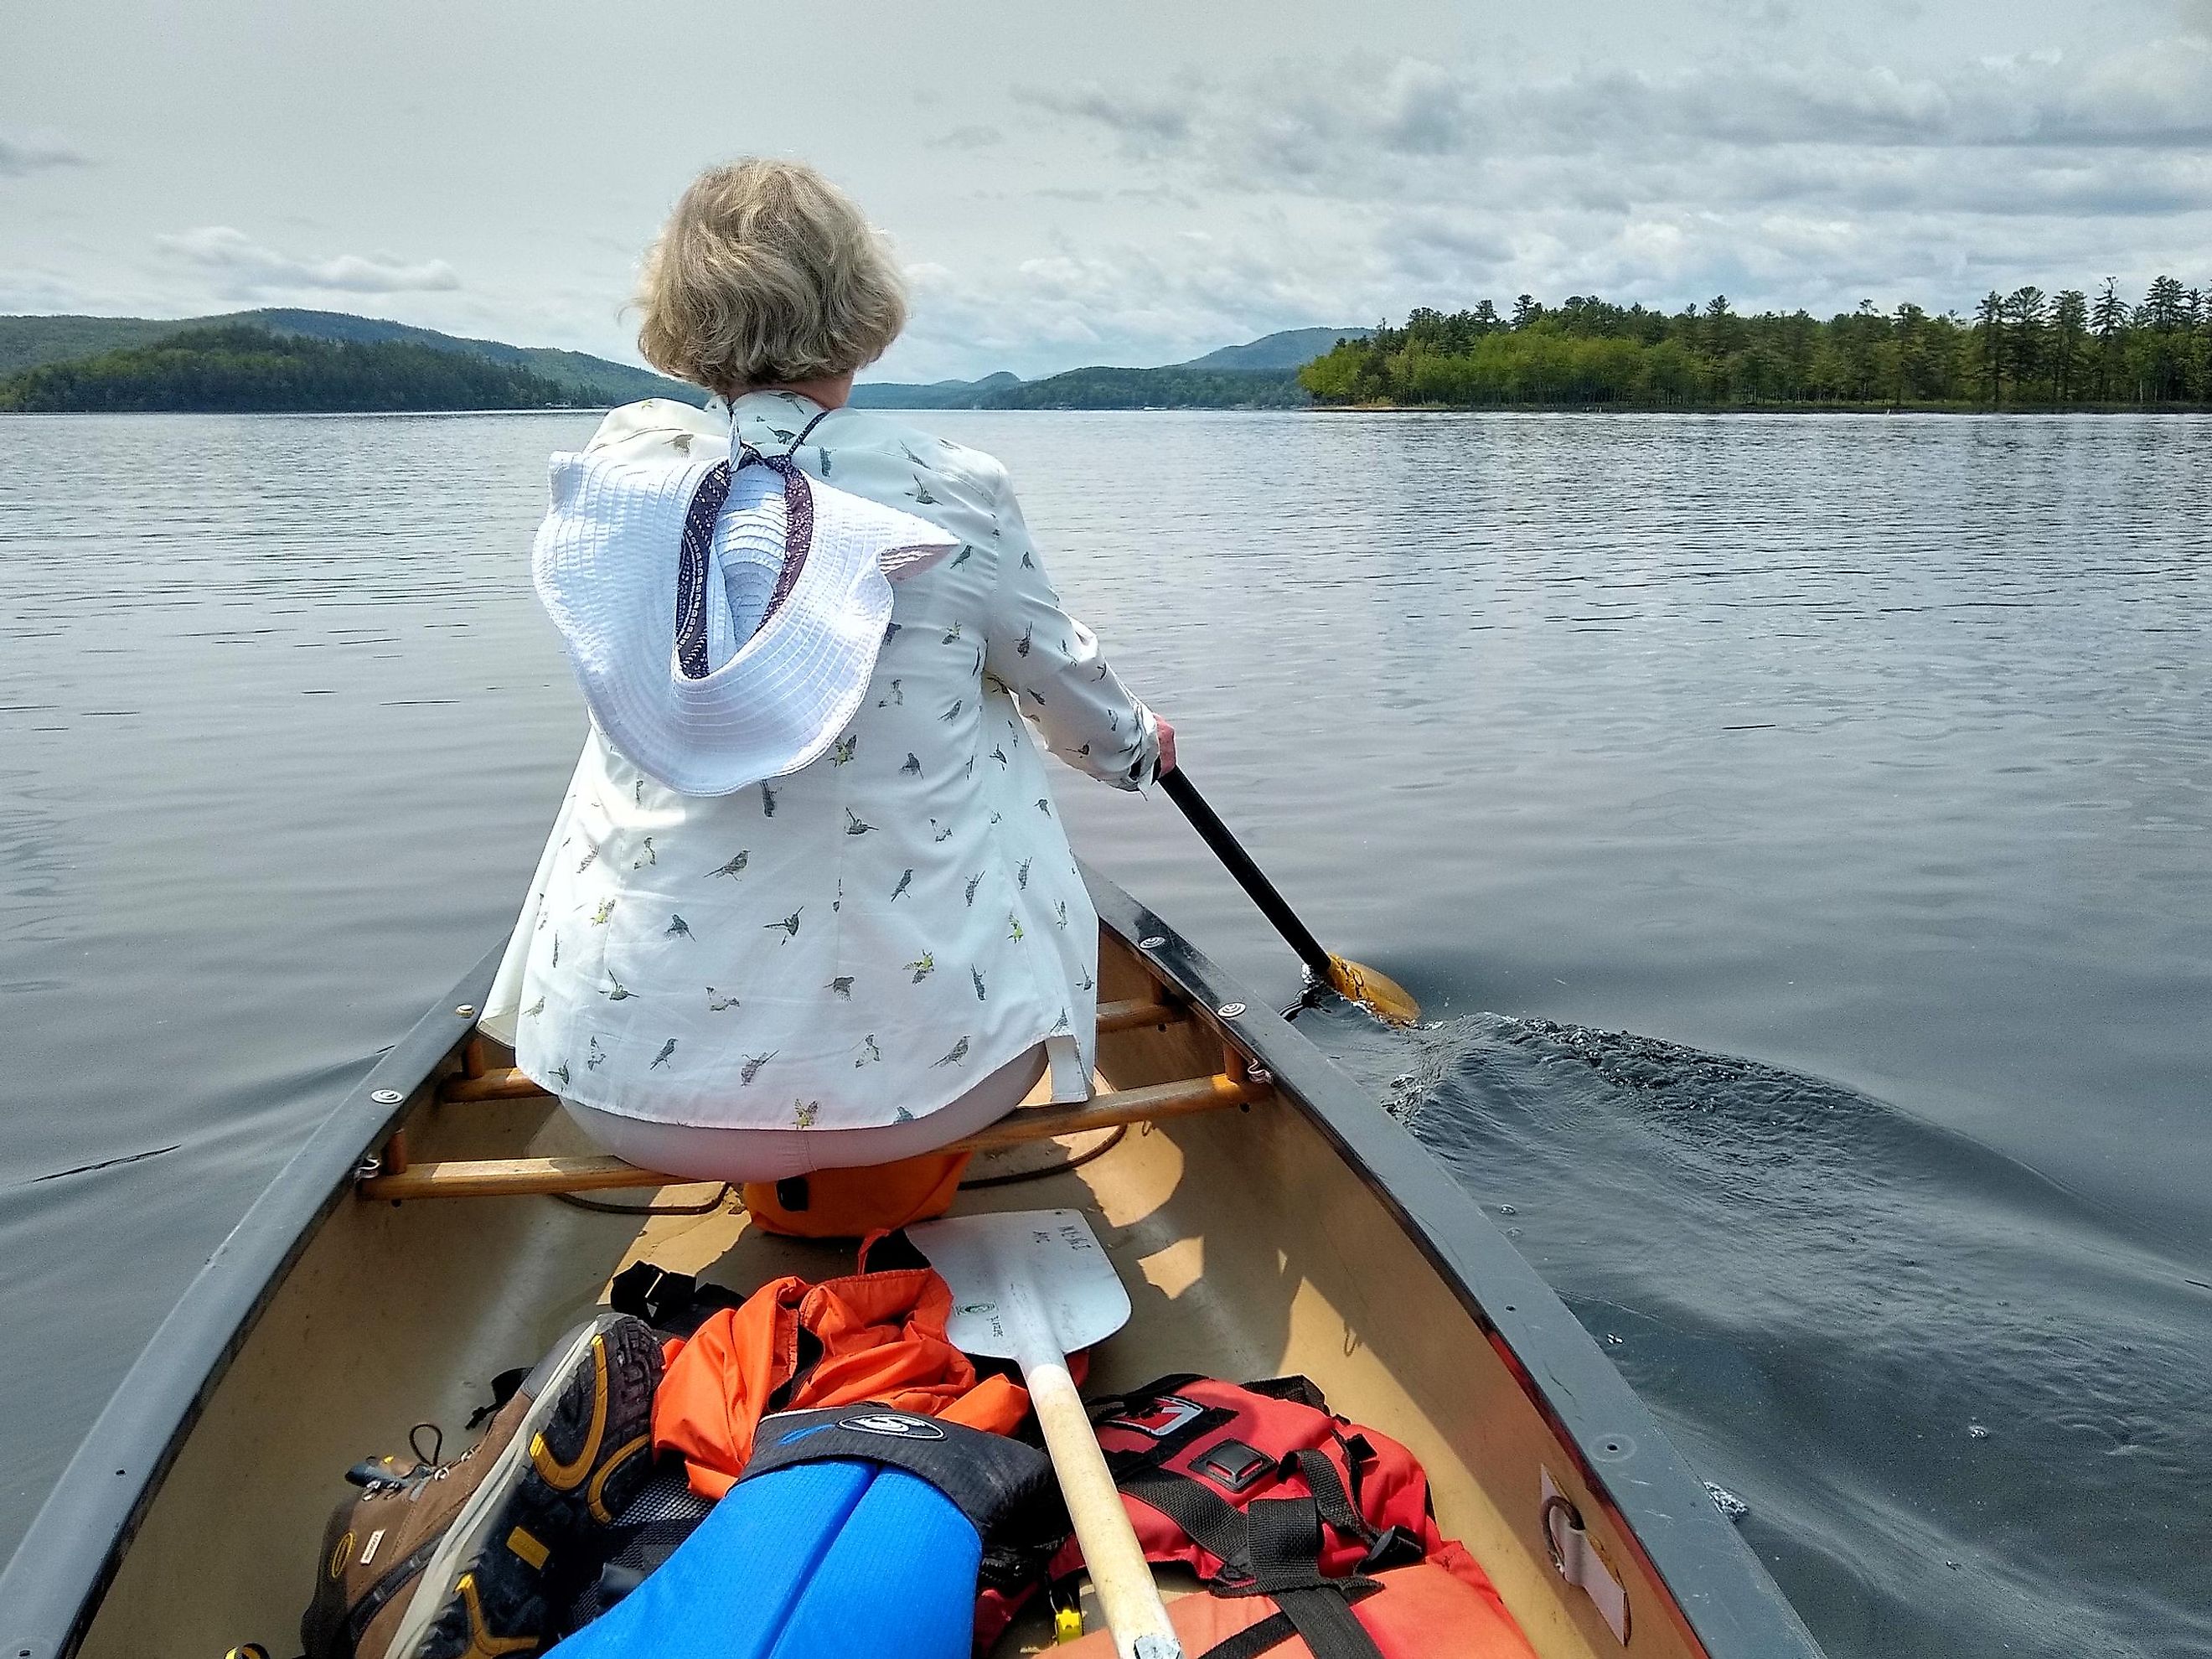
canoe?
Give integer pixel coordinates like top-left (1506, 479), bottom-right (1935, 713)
top-left (0, 867), bottom-right (1823, 1659)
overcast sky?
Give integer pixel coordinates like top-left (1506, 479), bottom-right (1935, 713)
top-left (4, 1), bottom-right (2209, 382)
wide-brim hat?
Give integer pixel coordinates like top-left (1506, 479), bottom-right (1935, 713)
top-left (534, 447), bottom-right (956, 795)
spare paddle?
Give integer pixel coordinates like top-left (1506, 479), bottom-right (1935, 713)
top-left (1158, 767), bottom-right (1421, 1025)
top-left (910, 1209), bottom-right (1183, 1659)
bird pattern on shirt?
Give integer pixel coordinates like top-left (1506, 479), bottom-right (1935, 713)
top-left (508, 395), bottom-right (1159, 1122)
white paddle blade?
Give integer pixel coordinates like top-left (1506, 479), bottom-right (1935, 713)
top-left (911, 1208), bottom-right (1131, 1360)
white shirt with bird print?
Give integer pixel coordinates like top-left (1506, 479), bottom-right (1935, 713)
top-left (481, 390), bottom-right (1160, 1134)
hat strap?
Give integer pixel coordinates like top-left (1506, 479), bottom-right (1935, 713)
top-left (674, 446), bottom-right (819, 683)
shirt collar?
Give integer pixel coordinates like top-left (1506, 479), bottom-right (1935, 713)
top-left (713, 389), bottom-right (840, 455)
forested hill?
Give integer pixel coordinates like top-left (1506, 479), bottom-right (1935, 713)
top-left (0, 308), bottom-right (700, 406)
top-left (0, 327), bottom-right (587, 413)
top-left (850, 326), bottom-right (1372, 409)
top-left (1300, 279), bottom-right (2210, 410)
top-left (985, 365), bottom-right (1310, 410)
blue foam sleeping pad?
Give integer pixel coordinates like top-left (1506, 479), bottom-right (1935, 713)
top-left (549, 1458), bottom-right (980, 1659)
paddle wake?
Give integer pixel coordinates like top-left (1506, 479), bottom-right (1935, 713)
top-left (1312, 1009), bottom-right (2212, 1659)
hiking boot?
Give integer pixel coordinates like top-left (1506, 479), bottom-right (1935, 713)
top-left (302, 1311), bottom-right (662, 1659)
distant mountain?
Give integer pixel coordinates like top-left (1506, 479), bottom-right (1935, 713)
top-left (851, 326), bottom-right (1375, 411)
top-left (0, 312), bottom-right (1378, 416)
top-left (0, 325), bottom-right (589, 414)
top-left (0, 308), bottom-right (701, 406)
top-left (850, 370), bottom-right (1021, 410)
top-left (0, 315), bottom-right (192, 377)
top-left (985, 365), bottom-right (1308, 411)
top-left (1177, 326), bottom-right (1372, 371)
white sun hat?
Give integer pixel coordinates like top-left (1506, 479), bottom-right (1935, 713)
top-left (533, 440), bottom-right (957, 795)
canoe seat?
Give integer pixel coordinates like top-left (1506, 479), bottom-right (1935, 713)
top-left (357, 1000), bottom-right (1263, 1203)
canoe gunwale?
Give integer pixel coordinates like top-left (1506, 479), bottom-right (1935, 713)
top-left (0, 944), bottom-right (503, 1659)
top-left (1087, 876), bottom-right (1823, 1659)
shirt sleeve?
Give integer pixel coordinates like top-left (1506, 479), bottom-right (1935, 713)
top-left (980, 470), bottom-right (1160, 790)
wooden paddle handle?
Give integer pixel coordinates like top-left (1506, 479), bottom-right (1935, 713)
top-left (1024, 1354), bottom-right (1184, 1659)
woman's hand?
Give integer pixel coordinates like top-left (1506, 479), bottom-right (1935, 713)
top-left (1155, 715), bottom-right (1177, 777)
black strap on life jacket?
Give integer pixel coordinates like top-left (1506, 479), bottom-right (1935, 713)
top-left (1077, 1376), bottom-right (1419, 1659)
top-left (1113, 1443), bottom-right (1388, 1659)
top-left (607, 1261), bottom-right (746, 1337)
top-left (1237, 1496), bottom-right (1382, 1659)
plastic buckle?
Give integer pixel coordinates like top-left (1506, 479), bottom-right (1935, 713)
top-left (1358, 1524), bottom-right (1425, 1574)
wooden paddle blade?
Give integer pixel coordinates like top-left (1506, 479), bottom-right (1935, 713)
top-left (1328, 954), bottom-right (1422, 1026)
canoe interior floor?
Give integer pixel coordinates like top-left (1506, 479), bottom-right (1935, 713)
top-left (77, 977), bottom-right (1684, 1659)
top-left (598, 1094), bottom-right (1205, 1656)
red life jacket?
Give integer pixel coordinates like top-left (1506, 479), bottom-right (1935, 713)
top-left (978, 1375), bottom-right (1537, 1659)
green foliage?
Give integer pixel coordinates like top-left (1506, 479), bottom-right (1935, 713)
top-left (0, 314), bottom-right (191, 378)
top-left (0, 308), bottom-right (704, 406)
top-left (0, 325), bottom-right (589, 412)
top-left (1300, 280), bottom-right (2212, 410)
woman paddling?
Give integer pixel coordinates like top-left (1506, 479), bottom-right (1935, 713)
top-left (480, 158), bottom-right (1173, 1188)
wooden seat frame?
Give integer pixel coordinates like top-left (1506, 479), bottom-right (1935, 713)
top-left (357, 997), bottom-right (1273, 1202)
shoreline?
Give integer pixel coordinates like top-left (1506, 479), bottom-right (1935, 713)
top-left (1305, 400), bottom-right (2212, 416)
top-left (8, 399), bottom-right (2212, 417)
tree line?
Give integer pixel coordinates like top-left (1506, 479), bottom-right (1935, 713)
top-left (1299, 277), bottom-right (2212, 409)
top-left (0, 325), bottom-right (588, 413)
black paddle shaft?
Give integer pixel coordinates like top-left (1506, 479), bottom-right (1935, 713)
top-left (1159, 767), bottom-right (1336, 982)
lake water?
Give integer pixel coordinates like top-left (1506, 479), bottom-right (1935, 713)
top-left (2, 410), bottom-right (2206, 1657)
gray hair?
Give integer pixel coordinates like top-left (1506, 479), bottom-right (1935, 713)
top-left (635, 159), bottom-right (907, 399)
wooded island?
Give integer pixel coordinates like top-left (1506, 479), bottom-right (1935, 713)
top-left (1300, 278), bottom-right (2210, 410)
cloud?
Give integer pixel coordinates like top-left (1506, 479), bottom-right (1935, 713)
top-left (1040, 40), bottom-right (2212, 194)
top-left (1013, 85), bottom-right (1195, 148)
top-left (155, 226), bottom-right (460, 297)
top-left (928, 124), bottom-right (1005, 150)
top-left (882, 227), bottom-right (1399, 382)
top-left (0, 131), bottom-right (90, 176)
top-left (935, 37), bottom-right (2212, 361)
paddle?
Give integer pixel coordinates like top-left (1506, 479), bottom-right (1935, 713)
top-left (910, 1209), bottom-right (1183, 1659)
top-left (1157, 767), bottom-right (1421, 1026)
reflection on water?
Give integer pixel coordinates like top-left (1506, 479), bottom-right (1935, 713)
top-left (2, 410), bottom-right (2207, 1657)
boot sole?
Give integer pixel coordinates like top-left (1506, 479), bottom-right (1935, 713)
top-left (382, 1314), bottom-right (654, 1657)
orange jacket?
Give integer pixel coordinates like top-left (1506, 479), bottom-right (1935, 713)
top-left (652, 1265), bottom-right (1030, 1499)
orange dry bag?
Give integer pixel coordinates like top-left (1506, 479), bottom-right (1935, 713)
top-left (739, 1149), bottom-right (971, 1239)
top-left (649, 1264), bottom-right (1027, 1499)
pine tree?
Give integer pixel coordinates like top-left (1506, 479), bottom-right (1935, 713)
top-left (2005, 287), bottom-right (2048, 398)
top-left (1974, 291), bottom-right (2006, 404)
top-left (2090, 278), bottom-right (2128, 402)
top-left (2050, 291), bottom-right (2087, 403)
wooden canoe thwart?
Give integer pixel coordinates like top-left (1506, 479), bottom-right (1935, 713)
top-left (362, 1068), bottom-right (1273, 1201)
top-left (0, 867), bottom-right (1825, 1659)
